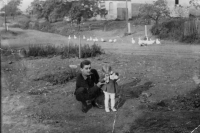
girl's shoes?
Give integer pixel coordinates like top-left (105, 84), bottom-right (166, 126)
top-left (105, 108), bottom-right (110, 112)
top-left (105, 108), bottom-right (117, 112)
top-left (111, 108), bottom-right (117, 112)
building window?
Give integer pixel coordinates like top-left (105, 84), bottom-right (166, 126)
top-left (109, 2), bottom-right (114, 14)
top-left (175, 0), bottom-right (179, 5)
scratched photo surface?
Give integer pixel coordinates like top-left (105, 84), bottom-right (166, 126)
top-left (1, 0), bottom-right (200, 133)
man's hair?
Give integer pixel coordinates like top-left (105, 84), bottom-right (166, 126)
top-left (102, 65), bottom-right (112, 74)
top-left (80, 60), bottom-right (91, 68)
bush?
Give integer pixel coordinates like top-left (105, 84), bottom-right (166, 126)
top-left (26, 43), bottom-right (104, 58)
top-left (151, 18), bottom-right (200, 44)
top-left (38, 21), bottom-right (52, 32)
top-left (0, 47), bottom-right (13, 56)
top-left (180, 33), bottom-right (200, 44)
top-left (10, 23), bottom-right (21, 28)
top-left (151, 18), bottom-right (185, 41)
top-left (17, 16), bottom-right (31, 29)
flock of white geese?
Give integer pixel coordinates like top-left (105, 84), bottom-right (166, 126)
top-left (68, 35), bottom-right (161, 46)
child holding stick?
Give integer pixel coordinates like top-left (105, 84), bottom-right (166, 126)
top-left (101, 65), bottom-right (120, 112)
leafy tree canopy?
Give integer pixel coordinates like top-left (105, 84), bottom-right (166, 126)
top-left (139, 0), bottom-right (170, 24)
top-left (1, 0), bottom-right (22, 16)
top-left (29, 0), bottom-right (108, 23)
top-left (190, 0), bottom-right (200, 9)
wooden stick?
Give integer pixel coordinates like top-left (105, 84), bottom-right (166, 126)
top-left (111, 96), bottom-right (123, 133)
top-left (191, 124), bottom-right (200, 133)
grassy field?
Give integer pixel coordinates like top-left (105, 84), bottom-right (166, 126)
top-left (1, 16), bottom-right (200, 133)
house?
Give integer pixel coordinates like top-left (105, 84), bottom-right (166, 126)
top-left (98, 0), bottom-right (200, 20)
top-left (99, 0), bottom-right (132, 20)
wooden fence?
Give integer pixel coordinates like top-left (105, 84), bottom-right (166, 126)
top-left (184, 19), bottom-right (200, 37)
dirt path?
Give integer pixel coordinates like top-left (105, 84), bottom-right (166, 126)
top-left (1, 27), bottom-right (200, 58)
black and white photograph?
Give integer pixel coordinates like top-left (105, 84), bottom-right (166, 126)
top-left (1, 0), bottom-right (200, 133)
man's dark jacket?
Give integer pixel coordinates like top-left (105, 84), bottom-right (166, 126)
top-left (75, 69), bottom-right (100, 94)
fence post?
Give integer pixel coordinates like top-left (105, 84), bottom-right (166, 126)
top-left (145, 25), bottom-right (148, 38)
top-left (128, 23), bottom-right (131, 33)
top-left (79, 35), bottom-right (81, 58)
top-left (68, 39), bottom-right (70, 55)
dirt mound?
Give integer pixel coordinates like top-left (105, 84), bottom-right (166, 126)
top-left (148, 86), bottom-right (200, 111)
top-left (130, 86), bottom-right (200, 133)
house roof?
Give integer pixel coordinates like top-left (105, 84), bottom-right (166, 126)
top-left (103, 0), bottom-right (131, 1)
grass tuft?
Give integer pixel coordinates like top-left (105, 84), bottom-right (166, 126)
top-left (34, 68), bottom-right (79, 85)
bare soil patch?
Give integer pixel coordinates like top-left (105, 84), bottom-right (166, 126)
top-left (2, 51), bottom-right (200, 133)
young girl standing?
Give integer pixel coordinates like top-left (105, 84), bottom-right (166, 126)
top-left (101, 65), bottom-right (119, 112)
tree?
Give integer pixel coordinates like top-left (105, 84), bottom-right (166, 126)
top-left (29, 0), bottom-right (108, 23)
top-left (30, 0), bottom-right (46, 19)
top-left (190, 0), bottom-right (200, 9)
top-left (1, 0), bottom-right (22, 19)
top-left (68, 0), bottom-right (107, 24)
top-left (30, 0), bottom-right (72, 22)
top-left (139, 0), bottom-right (170, 25)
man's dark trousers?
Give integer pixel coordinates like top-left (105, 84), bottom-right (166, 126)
top-left (75, 86), bottom-right (104, 112)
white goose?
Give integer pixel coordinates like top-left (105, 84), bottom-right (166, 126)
top-left (108, 39), bottom-right (113, 43)
top-left (83, 35), bottom-right (86, 40)
top-left (156, 39), bottom-right (161, 44)
top-left (132, 38), bottom-right (135, 44)
top-left (74, 35), bottom-right (77, 39)
top-left (138, 37), bottom-right (146, 46)
top-left (146, 38), bottom-right (155, 45)
top-left (68, 35), bottom-right (71, 40)
top-left (95, 37), bottom-right (98, 42)
top-left (90, 37), bottom-right (93, 41)
top-left (113, 39), bottom-right (117, 43)
top-left (87, 38), bottom-right (90, 41)
top-left (101, 38), bottom-right (106, 42)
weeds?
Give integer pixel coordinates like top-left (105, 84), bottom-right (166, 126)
top-left (0, 47), bottom-right (13, 56)
top-left (26, 43), bottom-right (104, 58)
top-left (34, 68), bottom-right (79, 85)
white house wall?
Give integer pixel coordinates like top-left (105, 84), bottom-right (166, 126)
top-left (100, 0), bottom-right (199, 20)
top-left (131, 0), bottom-right (190, 8)
top-left (104, 1), bottom-right (132, 20)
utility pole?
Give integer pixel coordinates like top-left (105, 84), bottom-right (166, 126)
top-left (126, 0), bottom-right (130, 33)
top-left (4, 0), bottom-right (8, 31)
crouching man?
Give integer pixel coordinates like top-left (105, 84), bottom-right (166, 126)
top-left (74, 60), bottom-right (104, 113)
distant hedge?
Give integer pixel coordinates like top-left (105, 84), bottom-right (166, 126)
top-left (151, 18), bottom-right (200, 44)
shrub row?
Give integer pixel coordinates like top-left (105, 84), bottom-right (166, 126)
top-left (24, 43), bottom-right (104, 58)
top-left (151, 18), bottom-right (200, 44)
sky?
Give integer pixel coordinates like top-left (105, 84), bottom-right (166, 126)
top-left (0, 0), bottom-right (34, 12)
top-left (20, 0), bottom-right (34, 12)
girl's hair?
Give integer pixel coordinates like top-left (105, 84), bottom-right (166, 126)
top-left (102, 65), bottom-right (112, 74)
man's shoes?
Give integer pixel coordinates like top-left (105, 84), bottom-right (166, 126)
top-left (82, 107), bottom-right (88, 113)
top-left (95, 102), bottom-right (104, 109)
top-left (82, 102), bottom-right (92, 113)
top-left (82, 105), bottom-right (88, 113)
top-left (86, 100), bottom-right (92, 105)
